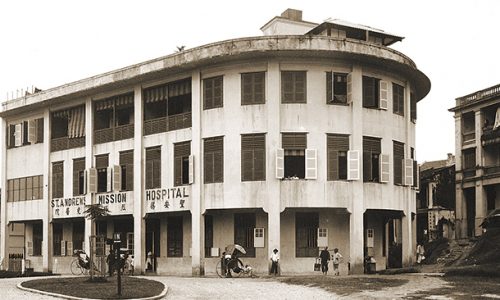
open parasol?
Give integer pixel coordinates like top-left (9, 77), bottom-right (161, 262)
top-left (225, 244), bottom-right (247, 255)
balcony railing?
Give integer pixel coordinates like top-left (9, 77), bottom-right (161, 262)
top-left (462, 132), bottom-right (475, 145)
top-left (144, 112), bottom-right (192, 136)
top-left (457, 83), bottom-right (500, 106)
top-left (94, 124), bottom-right (134, 144)
top-left (481, 127), bottom-right (500, 146)
top-left (462, 168), bottom-right (476, 178)
top-left (484, 165), bottom-right (500, 176)
top-left (51, 136), bottom-right (85, 152)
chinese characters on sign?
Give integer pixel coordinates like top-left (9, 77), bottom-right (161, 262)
top-left (97, 192), bottom-right (133, 215)
top-left (145, 187), bottom-right (190, 213)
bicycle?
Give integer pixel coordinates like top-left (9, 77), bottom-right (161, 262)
top-left (70, 249), bottom-right (101, 275)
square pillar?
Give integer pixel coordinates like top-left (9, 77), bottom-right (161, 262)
top-left (42, 109), bottom-right (51, 272)
top-left (475, 184), bottom-right (487, 236)
top-left (84, 97), bottom-right (93, 256)
top-left (133, 85), bottom-right (145, 274)
top-left (0, 117), bottom-right (7, 270)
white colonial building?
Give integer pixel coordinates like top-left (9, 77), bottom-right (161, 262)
top-left (0, 9), bottom-right (430, 275)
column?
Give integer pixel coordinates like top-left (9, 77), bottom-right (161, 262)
top-left (42, 109), bottom-right (51, 272)
top-left (475, 185), bottom-right (487, 236)
top-left (191, 71), bottom-right (203, 276)
top-left (454, 114), bottom-right (466, 238)
top-left (133, 85), bottom-right (145, 274)
top-left (266, 61), bottom-right (281, 270)
top-left (84, 97), bottom-right (93, 255)
top-left (0, 117), bottom-right (7, 270)
top-left (349, 64), bottom-right (364, 274)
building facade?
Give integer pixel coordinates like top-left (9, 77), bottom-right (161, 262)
top-left (0, 9), bottom-right (430, 275)
top-left (451, 84), bottom-right (500, 239)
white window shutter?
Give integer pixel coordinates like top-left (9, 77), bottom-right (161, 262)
top-left (276, 149), bottom-right (284, 179)
top-left (416, 164), bottom-right (420, 190)
top-left (61, 240), bottom-right (66, 256)
top-left (83, 169), bottom-right (88, 195)
top-left (67, 241), bottom-right (73, 256)
top-left (379, 80), bottom-right (388, 110)
top-left (14, 123), bottom-right (22, 146)
top-left (346, 73), bottom-right (352, 104)
top-left (113, 165), bottom-right (122, 192)
top-left (27, 241), bottom-right (33, 256)
top-left (404, 158), bottom-right (414, 186)
top-left (28, 119), bottom-right (37, 144)
top-left (347, 150), bottom-right (360, 180)
top-left (87, 168), bottom-right (97, 194)
top-left (366, 229), bottom-right (374, 248)
top-left (253, 228), bottom-right (265, 248)
top-left (106, 167), bottom-right (113, 192)
top-left (380, 154), bottom-right (390, 183)
top-left (305, 149), bottom-right (317, 180)
top-left (317, 228), bottom-right (328, 247)
top-left (188, 155), bottom-right (194, 184)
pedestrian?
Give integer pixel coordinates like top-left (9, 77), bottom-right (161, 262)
top-left (146, 251), bottom-right (153, 271)
top-left (416, 244), bottom-right (425, 264)
top-left (332, 248), bottom-right (343, 276)
top-left (270, 248), bottom-right (280, 276)
top-left (319, 247), bottom-right (330, 275)
top-left (106, 249), bottom-right (115, 276)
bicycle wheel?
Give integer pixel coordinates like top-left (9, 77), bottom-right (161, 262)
top-left (230, 258), bottom-right (245, 278)
top-left (215, 260), bottom-right (224, 278)
top-left (71, 259), bottom-right (83, 275)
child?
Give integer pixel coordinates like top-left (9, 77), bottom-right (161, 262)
top-left (332, 248), bottom-right (343, 276)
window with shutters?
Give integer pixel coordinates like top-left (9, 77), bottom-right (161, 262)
top-left (393, 83), bottom-right (405, 116)
top-left (174, 141), bottom-right (191, 186)
top-left (411, 147), bottom-right (418, 188)
top-left (203, 76), bottom-right (223, 109)
top-left (146, 147), bottom-right (161, 189)
top-left (73, 158), bottom-right (85, 196)
top-left (167, 216), bottom-right (183, 257)
top-left (7, 118), bottom-right (44, 149)
top-left (53, 223), bottom-right (63, 256)
top-left (94, 93), bottom-right (134, 144)
top-left (327, 134), bottom-right (349, 180)
top-left (326, 72), bottom-right (348, 104)
top-left (33, 222), bottom-right (43, 256)
top-left (282, 133), bottom-right (307, 179)
top-left (234, 213), bottom-right (256, 257)
top-left (410, 92), bottom-right (417, 122)
top-left (7, 175), bottom-right (43, 202)
top-left (281, 71), bottom-right (307, 103)
top-left (296, 212), bottom-right (318, 257)
top-left (52, 161), bottom-right (64, 198)
top-left (120, 150), bottom-right (134, 191)
top-left (95, 154), bottom-right (109, 193)
top-left (363, 136), bottom-right (381, 182)
top-left (241, 72), bottom-right (265, 105)
top-left (241, 134), bottom-right (266, 181)
top-left (204, 137), bottom-right (223, 184)
top-left (462, 148), bottom-right (476, 170)
top-left (393, 141), bottom-right (404, 185)
top-left (363, 76), bottom-right (380, 108)
top-left (73, 221), bottom-right (84, 252)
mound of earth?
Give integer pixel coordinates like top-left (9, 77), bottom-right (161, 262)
top-left (459, 228), bottom-right (500, 265)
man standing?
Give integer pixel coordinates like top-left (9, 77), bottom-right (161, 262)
top-left (270, 248), bottom-right (280, 276)
top-left (319, 247), bottom-right (330, 275)
top-left (332, 248), bottom-right (343, 276)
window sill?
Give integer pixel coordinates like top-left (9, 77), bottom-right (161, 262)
top-left (327, 102), bottom-right (349, 106)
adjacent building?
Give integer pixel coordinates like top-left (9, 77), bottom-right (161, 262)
top-left (0, 9), bottom-right (430, 275)
top-left (451, 84), bottom-right (500, 238)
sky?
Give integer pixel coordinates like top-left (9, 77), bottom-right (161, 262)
top-left (1, 0), bottom-right (499, 163)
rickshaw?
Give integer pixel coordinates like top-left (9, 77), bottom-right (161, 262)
top-left (216, 244), bottom-right (252, 278)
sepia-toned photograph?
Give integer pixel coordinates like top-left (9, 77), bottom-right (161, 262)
top-left (0, 0), bottom-right (499, 299)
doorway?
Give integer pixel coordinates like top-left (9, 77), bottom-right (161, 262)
top-left (145, 219), bottom-right (160, 272)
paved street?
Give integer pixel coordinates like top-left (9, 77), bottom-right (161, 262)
top-left (0, 274), bottom-right (453, 300)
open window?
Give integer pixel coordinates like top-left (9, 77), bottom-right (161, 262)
top-left (363, 136), bottom-right (381, 182)
top-left (174, 141), bottom-right (191, 186)
top-left (363, 76), bottom-right (388, 110)
top-left (281, 133), bottom-right (308, 179)
top-left (326, 72), bottom-right (348, 104)
top-left (94, 93), bottom-right (134, 144)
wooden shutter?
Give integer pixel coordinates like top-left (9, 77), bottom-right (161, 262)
top-left (346, 73), bottom-right (352, 104)
top-left (404, 158), bottom-right (414, 186)
top-left (28, 119), bottom-right (37, 144)
top-left (276, 148), bottom-right (284, 179)
top-left (189, 155), bottom-right (195, 184)
top-left (73, 158), bottom-right (85, 196)
top-left (410, 92), bottom-right (417, 121)
top-left (87, 168), bottom-right (97, 194)
top-left (242, 72), bottom-right (265, 105)
top-left (27, 241), bottom-right (33, 256)
top-left (66, 241), bottom-right (73, 256)
top-left (174, 141), bottom-right (191, 186)
top-left (37, 118), bottom-right (44, 143)
top-left (282, 133), bottom-right (307, 149)
top-left (213, 76), bottom-right (223, 108)
top-left (380, 154), bottom-right (390, 183)
top-left (326, 72), bottom-right (333, 103)
top-left (379, 80), bottom-right (388, 110)
top-left (120, 151), bottom-right (133, 191)
top-left (282, 71), bottom-right (306, 103)
top-left (415, 164), bottom-right (420, 190)
top-left (328, 149), bottom-right (339, 180)
top-left (242, 134), bottom-right (265, 181)
top-left (347, 150), bottom-right (360, 180)
top-left (113, 165), bottom-right (121, 191)
top-left (61, 240), bottom-right (66, 256)
top-left (52, 162), bottom-right (64, 198)
top-left (305, 149), bottom-right (317, 180)
top-left (14, 123), bottom-right (22, 146)
top-left (95, 155), bottom-right (108, 169)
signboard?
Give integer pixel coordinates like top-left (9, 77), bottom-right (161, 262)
top-left (145, 187), bottom-right (190, 213)
top-left (51, 197), bottom-right (87, 218)
top-left (96, 191), bottom-right (134, 215)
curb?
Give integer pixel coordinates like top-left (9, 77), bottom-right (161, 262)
top-left (17, 278), bottom-right (168, 300)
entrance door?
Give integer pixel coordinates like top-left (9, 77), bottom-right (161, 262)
top-left (465, 188), bottom-right (476, 237)
top-left (387, 219), bottom-right (402, 269)
top-left (145, 219), bottom-right (160, 272)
